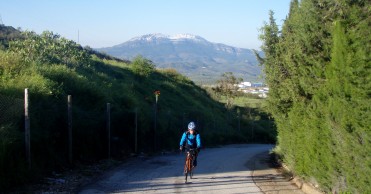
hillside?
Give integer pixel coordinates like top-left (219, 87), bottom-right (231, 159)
top-left (96, 33), bottom-right (262, 83)
top-left (0, 28), bottom-right (275, 191)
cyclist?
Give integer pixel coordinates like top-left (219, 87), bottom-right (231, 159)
top-left (179, 121), bottom-right (202, 167)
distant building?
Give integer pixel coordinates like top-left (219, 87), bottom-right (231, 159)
top-left (242, 81), bottom-right (252, 87)
top-left (236, 81), bottom-right (268, 98)
top-left (252, 82), bottom-right (263, 87)
top-left (237, 81), bottom-right (251, 88)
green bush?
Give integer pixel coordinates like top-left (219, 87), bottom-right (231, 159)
top-left (131, 55), bottom-right (155, 78)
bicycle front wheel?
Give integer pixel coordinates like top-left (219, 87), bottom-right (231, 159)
top-left (184, 161), bottom-right (189, 183)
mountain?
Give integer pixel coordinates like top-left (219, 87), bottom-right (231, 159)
top-left (96, 33), bottom-right (261, 83)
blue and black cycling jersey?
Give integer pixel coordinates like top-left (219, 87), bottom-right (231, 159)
top-left (179, 132), bottom-right (201, 149)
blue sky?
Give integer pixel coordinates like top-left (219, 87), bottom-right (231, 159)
top-left (1, 0), bottom-right (291, 50)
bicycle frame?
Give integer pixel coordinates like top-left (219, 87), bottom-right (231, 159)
top-left (184, 149), bottom-right (196, 183)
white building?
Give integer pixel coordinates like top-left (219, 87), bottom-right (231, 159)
top-left (237, 81), bottom-right (269, 98)
top-left (237, 81), bottom-right (252, 88)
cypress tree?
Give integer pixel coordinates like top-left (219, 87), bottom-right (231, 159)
top-left (258, 0), bottom-right (370, 192)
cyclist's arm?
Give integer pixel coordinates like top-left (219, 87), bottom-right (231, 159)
top-left (179, 132), bottom-right (186, 147)
top-left (196, 134), bottom-right (201, 148)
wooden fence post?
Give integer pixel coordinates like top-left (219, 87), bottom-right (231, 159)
top-left (24, 88), bottom-right (31, 170)
top-left (107, 103), bottom-right (111, 158)
top-left (68, 95), bottom-right (72, 164)
top-left (154, 103), bottom-right (157, 151)
top-left (237, 108), bottom-right (241, 132)
top-left (135, 108), bottom-right (138, 154)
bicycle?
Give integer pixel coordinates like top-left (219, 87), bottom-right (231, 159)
top-left (183, 148), bottom-right (196, 183)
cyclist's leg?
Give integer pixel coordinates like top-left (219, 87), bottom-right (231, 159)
top-left (193, 150), bottom-right (198, 167)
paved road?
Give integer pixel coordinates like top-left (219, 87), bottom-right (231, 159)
top-left (79, 144), bottom-right (304, 194)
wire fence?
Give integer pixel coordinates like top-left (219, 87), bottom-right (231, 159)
top-left (0, 89), bottom-right (210, 169)
top-left (0, 90), bottom-right (140, 171)
top-left (0, 88), bottom-right (270, 176)
top-left (0, 93), bottom-right (24, 126)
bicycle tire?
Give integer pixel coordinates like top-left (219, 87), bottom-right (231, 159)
top-left (184, 150), bottom-right (195, 183)
top-left (184, 156), bottom-right (190, 183)
top-left (185, 172), bottom-right (188, 183)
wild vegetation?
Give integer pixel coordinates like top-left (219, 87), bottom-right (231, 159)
top-left (257, 0), bottom-right (370, 193)
top-left (0, 25), bottom-right (275, 190)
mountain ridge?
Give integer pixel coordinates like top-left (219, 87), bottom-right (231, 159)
top-left (96, 33), bottom-right (262, 83)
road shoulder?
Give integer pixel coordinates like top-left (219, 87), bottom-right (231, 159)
top-left (248, 151), bottom-right (323, 194)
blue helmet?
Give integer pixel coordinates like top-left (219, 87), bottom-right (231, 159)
top-left (188, 122), bottom-right (196, 130)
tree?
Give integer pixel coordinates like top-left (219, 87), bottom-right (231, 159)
top-left (258, 0), bottom-right (370, 192)
top-left (131, 55), bottom-right (155, 78)
top-left (257, 10), bottom-right (292, 120)
top-left (214, 72), bottom-right (242, 109)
